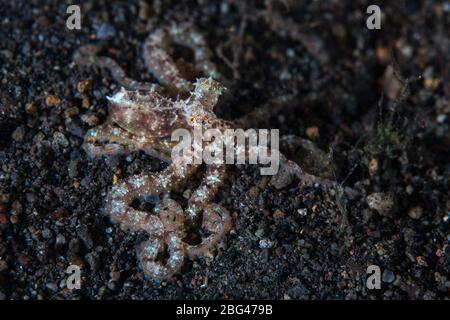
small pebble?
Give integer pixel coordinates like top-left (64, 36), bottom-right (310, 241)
top-left (25, 102), bottom-right (37, 114)
top-left (424, 78), bottom-right (440, 90)
top-left (382, 269), bottom-right (395, 283)
top-left (401, 45), bottom-right (413, 59)
top-left (406, 185), bottom-right (414, 195)
top-left (45, 95), bottom-right (60, 107)
top-left (436, 114), bottom-right (447, 123)
top-left (416, 256), bottom-right (428, 267)
top-left (56, 234), bottom-right (66, 246)
top-left (368, 158), bottom-right (378, 174)
top-left (255, 228), bottom-right (264, 238)
top-left (408, 206), bottom-right (423, 220)
top-left (273, 209), bottom-right (285, 219)
top-left (96, 23), bottom-right (116, 39)
top-left (45, 282), bottom-right (58, 292)
top-left (367, 192), bottom-right (396, 217)
top-left (182, 189), bottom-right (192, 199)
top-left (110, 271), bottom-right (121, 282)
top-left (85, 252), bottom-right (100, 272)
top-left (344, 187), bottom-right (359, 200)
top-left (138, 0), bottom-right (150, 20)
top-left (376, 46), bottom-right (390, 62)
top-left (10, 215), bottom-right (20, 224)
top-left (76, 80), bottom-right (92, 93)
top-left (0, 213), bottom-right (7, 225)
top-left (80, 114), bottom-right (99, 126)
top-left (82, 97), bottom-right (90, 108)
top-left (64, 106), bottom-right (79, 118)
top-left (11, 201), bottom-right (22, 216)
top-left (68, 238), bottom-right (81, 253)
top-left (305, 126), bottom-right (319, 140)
top-left (248, 186), bottom-right (260, 198)
top-left (259, 239), bottom-right (273, 249)
top-left (0, 260), bottom-right (7, 272)
top-left (53, 132), bottom-right (69, 148)
top-left (107, 281), bottom-right (116, 290)
top-left (12, 126), bottom-right (25, 142)
top-left (41, 228), bottom-right (52, 240)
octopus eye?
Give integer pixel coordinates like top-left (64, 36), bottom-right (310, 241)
top-left (188, 116), bottom-right (196, 124)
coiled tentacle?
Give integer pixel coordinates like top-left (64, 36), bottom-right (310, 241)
top-left (138, 197), bottom-right (186, 280)
top-left (74, 44), bottom-right (163, 92)
top-left (143, 22), bottom-right (223, 95)
top-left (186, 205), bottom-right (232, 258)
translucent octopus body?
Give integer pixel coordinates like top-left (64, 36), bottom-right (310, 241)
top-left (75, 21), bottom-right (318, 280)
top-left (76, 23), bottom-right (231, 280)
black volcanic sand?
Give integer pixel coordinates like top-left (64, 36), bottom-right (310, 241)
top-left (0, 1), bottom-right (448, 299)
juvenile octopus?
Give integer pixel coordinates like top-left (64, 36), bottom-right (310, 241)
top-left (75, 23), bottom-right (232, 280)
top-left (75, 21), bottom-right (322, 280)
